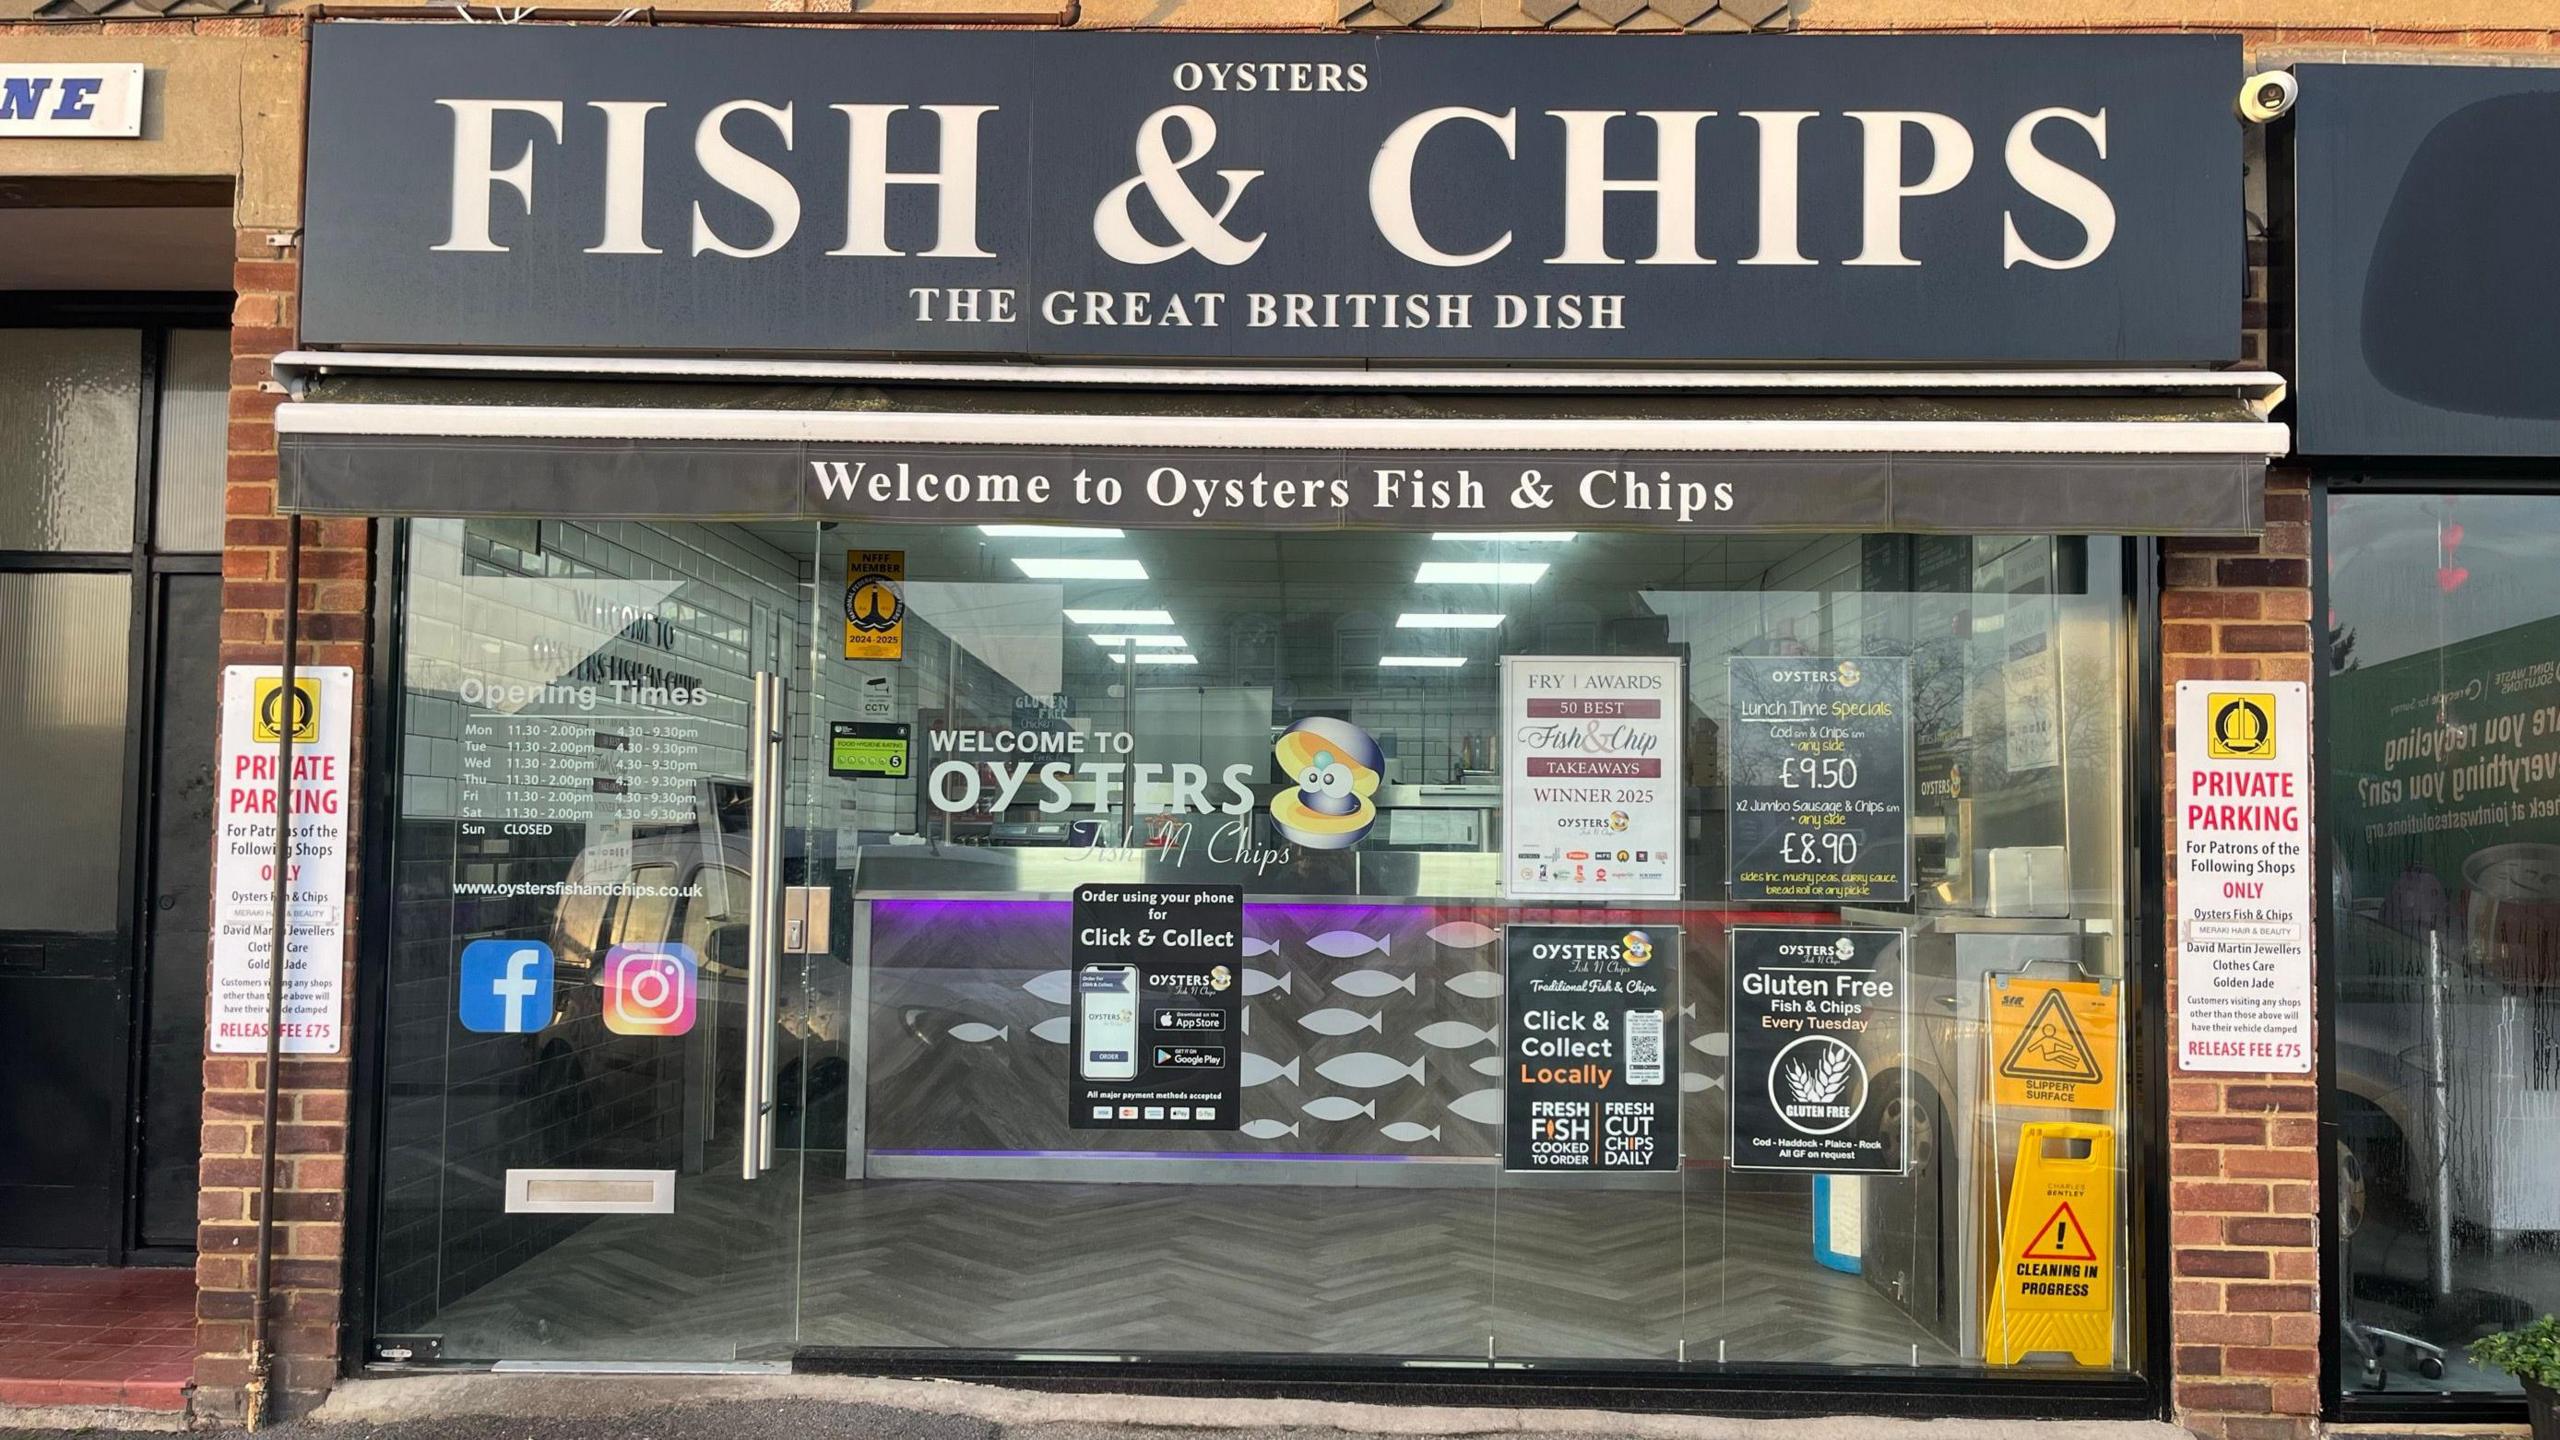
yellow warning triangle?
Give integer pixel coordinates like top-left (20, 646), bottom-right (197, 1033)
top-left (2020, 1200), bottom-right (2099, 1261)
top-left (1999, 988), bottom-right (2102, 1085)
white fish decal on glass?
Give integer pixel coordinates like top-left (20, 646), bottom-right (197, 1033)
top-left (1030, 1016), bottom-right (1071, 1044)
top-left (1298, 1095), bottom-right (1377, 1122)
top-left (1471, 1054), bottom-right (1502, 1077)
top-left (1297, 1007), bottom-right (1383, 1037)
top-left (1314, 1052), bottom-right (1425, 1088)
top-left (1240, 1118), bottom-right (1300, 1140)
top-left (1022, 970), bottom-right (1071, 1005)
top-left (1425, 920), bottom-right (1498, 950)
top-left (1444, 970), bottom-right (1504, 1000)
top-left (1681, 1002), bottom-right (1697, 1021)
top-left (1332, 969), bottom-right (1416, 998)
top-left (1307, 930), bottom-right (1392, 960)
top-left (1244, 969), bottom-right (1293, 997)
top-left (1241, 1053), bottom-right (1301, 1088)
top-left (1681, 1071), bottom-right (1726, 1093)
top-left (1381, 1122), bottom-right (1442, 1143)
top-left (1448, 1088), bottom-right (1504, 1125)
top-left (1690, 1031), bottom-right (1730, 1058)
top-left (1413, 1020), bottom-right (1497, 1049)
top-left (1241, 1008), bottom-right (1252, 1037)
top-left (948, 1022), bottom-right (1009, 1044)
top-left (1242, 937), bottom-right (1281, 958)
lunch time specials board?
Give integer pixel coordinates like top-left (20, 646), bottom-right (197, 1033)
top-left (1503, 656), bottom-right (1683, 901)
top-left (1727, 656), bottom-right (1913, 903)
top-left (1503, 923), bottom-right (1680, 1172)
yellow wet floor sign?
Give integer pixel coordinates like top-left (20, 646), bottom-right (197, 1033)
top-left (1990, 977), bottom-right (2119, 1111)
top-left (1987, 1121), bottom-right (2115, 1366)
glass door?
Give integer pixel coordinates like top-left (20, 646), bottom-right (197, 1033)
top-left (372, 519), bottom-right (812, 1363)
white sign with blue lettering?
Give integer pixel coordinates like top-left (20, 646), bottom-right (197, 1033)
top-left (0, 63), bottom-right (145, 138)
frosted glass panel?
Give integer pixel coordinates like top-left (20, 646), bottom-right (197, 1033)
top-left (153, 329), bottom-right (232, 552)
top-left (0, 329), bottom-right (142, 552)
top-left (0, 572), bottom-right (134, 931)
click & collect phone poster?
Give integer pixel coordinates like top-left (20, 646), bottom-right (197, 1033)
top-left (1068, 884), bottom-right (1243, 1130)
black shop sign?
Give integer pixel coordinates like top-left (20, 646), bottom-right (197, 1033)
top-left (300, 27), bottom-right (2238, 364)
top-left (1728, 927), bottom-right (1906, 1174)
top-left (1727, 656), bottom-right (1913, 903)
top-left (1503, 923), bottom-right (1679, 1172)
top-left (1068, 884), bottom-right (1242, 1131)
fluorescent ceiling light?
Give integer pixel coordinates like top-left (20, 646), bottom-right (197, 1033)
top-left (979, 524), bottom-right (1126, 538)
top-left (1415, 561), bottom-right (1549, 585)
top-left (1396, 613), bottom-right (1506, 629)
top-left (1431, 531), bottom-right (1578, 542)
top-left (1380, 656), bottom-right (1468, 669)
top-left (1089, 633), bottom-right (1190, 648)
top-left (1014, 557), bottom-right (1148, 580)
top-left (1063, 608), bottom-right (1176, 626)
top-left (1110, 652), bottom-right (1200, 666)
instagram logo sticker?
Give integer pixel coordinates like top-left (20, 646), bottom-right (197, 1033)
top-left (602, 944), bottom-right (698, 1037)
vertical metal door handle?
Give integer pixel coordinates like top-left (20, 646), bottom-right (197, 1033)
top-left (742, 672), bottom-right (773, 1181)
top-left (759, 675), bottom-right (787, 1172)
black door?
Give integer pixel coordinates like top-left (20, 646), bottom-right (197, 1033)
top-left (0, 305), bottom-right (232, 1262)
top-left (0, 568), bottom-right (139, 1258)
top-left (136, 572), bottom-right (221, 1249)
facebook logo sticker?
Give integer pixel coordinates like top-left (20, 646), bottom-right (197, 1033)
top-left (458, 940), bottom-right (556, 1034)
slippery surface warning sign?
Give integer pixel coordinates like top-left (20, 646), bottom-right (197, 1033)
top-left (1989, 977), bottom-right (2119, 1111)
top-left (1987, 1121), bottom-right (2116, 1367)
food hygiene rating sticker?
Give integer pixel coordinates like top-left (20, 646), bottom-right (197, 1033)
top-left (1502, 923), bottom-right (1679, 1172)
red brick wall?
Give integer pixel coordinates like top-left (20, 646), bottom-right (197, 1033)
top-left (2160, 466), bottom-right (2321, 1440)
top-left (192, 228), bottom-right (371, 1425)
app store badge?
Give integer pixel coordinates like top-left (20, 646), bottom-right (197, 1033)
top-left (602, 943), bottom-right (699, 1037)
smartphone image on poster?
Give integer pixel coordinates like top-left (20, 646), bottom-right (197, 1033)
top-left (1077, 964), bottom-right (1139, 1081)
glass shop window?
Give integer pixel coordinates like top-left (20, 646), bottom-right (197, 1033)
top-left (2326, 491), bottom-right (2560, 1400)
top-left (373, 518), bottom-right (2140, 1378)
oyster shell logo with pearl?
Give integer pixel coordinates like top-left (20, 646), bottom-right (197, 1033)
top-left (1271, 717), bottom-right (1383, 851)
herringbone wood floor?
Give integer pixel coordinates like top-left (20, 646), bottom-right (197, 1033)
top-left (424, 1167), bottom-right (1951, 1370)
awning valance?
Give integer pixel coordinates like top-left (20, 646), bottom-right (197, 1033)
top-left (270, 358), bottom-right (2288, 536)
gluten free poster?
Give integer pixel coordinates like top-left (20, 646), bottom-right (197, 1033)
top-left (1502, 656), bottom-right (1684, 902)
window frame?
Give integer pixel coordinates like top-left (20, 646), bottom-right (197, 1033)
top-left (2314, 469), bottom-right (2560, 1426)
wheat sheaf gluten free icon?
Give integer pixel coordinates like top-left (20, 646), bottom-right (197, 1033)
top-left (1770, 1034), bottom-right (1869, 1136)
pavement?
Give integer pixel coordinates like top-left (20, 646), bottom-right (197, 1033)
top-left (0, 1372), bottom-right (2198, 1439)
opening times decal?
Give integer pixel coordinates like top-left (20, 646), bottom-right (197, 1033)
top-left (1502, 655), bottom-right (1684, 902)
top-left (1727, 655), bottom-right (1913, 903)
top-left (1727, 927), bottom-right (1906, 1174)
top-left (1068, 884), bottom-right (1244, 1130)
top-left (1503, 924), bottom-right (1679, 1172)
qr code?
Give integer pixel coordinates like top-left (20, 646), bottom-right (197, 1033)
top-left (1625, 1009), bottom-right (1666, 1086)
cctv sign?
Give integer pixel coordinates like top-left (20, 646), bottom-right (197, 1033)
top-left (0, 64), bottom-right (145, 138)
top-left (210, 666), bottom-right (354, 1055)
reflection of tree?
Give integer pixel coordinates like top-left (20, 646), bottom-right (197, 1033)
top-left (2330, 623), bottom-right (2361, 675)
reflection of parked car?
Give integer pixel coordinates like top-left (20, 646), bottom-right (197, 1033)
top-left (542, 782), bottom-right (854, 1160)
top-left (2332, 896), bottom-right (2552, 1389)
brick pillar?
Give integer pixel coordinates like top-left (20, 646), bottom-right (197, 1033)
top-left (2160, 466), bottom-right (2320, 1440)
top-left (193, 228), bottom-right (370, 1424)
